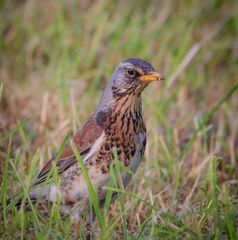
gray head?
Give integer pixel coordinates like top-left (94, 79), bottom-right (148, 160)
top-left (98, 58), bottom-right (164, 110)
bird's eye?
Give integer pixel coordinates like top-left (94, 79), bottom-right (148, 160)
top-left (127, 69), bottom-right (136, 77)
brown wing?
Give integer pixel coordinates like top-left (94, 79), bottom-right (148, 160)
top-left (33, 116), bottom-right (103, 186)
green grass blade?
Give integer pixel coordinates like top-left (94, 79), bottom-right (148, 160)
top-left (209, 156), bottom-right (221, 238)
top-left (1, 133), bottom-right (12, 229)
top-left (112, 149), bottom-right (128, 239)
top-left (70, 141), bottom-right (105, 231)
top-left (182, 83), bottom-right (238, 156)
top-left (9, 160), bottom-right (43, 231)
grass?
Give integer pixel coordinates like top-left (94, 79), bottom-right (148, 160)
top-left (1, 0), bottom-right (238, 239)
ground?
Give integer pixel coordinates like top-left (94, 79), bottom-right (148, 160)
top-left (0, 0), bottom-right (238, 239)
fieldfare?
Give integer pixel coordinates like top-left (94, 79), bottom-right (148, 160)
top-left (15, 58), bottom-right (164, 222)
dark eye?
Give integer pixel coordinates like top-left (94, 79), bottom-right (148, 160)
top-left (127, 69), bottom-right (136, 77)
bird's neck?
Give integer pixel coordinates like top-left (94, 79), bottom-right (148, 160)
top-left (95, 94), bottom-right (144, 131)
top-left (113, 94), bottom-right (142, 116)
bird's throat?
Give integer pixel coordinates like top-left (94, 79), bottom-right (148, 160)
top-left (96, 94), bottom-right (143, 134)
top-left (114, 94), bottom-right (142, 116)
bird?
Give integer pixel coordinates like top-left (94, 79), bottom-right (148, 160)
top-left (14, 57), bottom-right (164, 223)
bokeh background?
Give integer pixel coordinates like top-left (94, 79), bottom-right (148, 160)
top-left (0, 0), bottom-right (238, 239)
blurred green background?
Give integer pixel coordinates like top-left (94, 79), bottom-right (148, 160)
top-left (0, 0), bottom-right (238, 239)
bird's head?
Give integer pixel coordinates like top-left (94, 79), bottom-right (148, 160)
top-left (110, 58), bottom-right (164, 97)
top-left (98, 58), bottom-right (164, 110)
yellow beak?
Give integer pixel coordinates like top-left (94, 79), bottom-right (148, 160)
top-left (139, 72), bottom-right (165, 82)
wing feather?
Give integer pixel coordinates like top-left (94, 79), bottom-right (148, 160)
top-left (33, 116), bottom-right (103, 186)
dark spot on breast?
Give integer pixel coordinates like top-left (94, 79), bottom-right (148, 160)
top-left (133, 123), bottom-right (137, 133)
top-left (116, 143), bottom-right (121, 149)
top-left (117, 149), bottom-right (122, 155)
top-left (143, 137), bottom-right (147, 147)
top-left (104, 142), bottom-right (110, 150)
top-left (96, 156), bottom-right (102, 163)
top-left (101, 165), bottom-right (107, 174)
top-left (131, 148), bottom-right (136, 156)
top-left (99, 150), bottom-right (105, 155)
top-left (113, 136), bottom-right (120, 142)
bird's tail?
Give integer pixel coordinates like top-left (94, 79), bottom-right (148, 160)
top-left (7, 184), bottom-right (61, 211)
